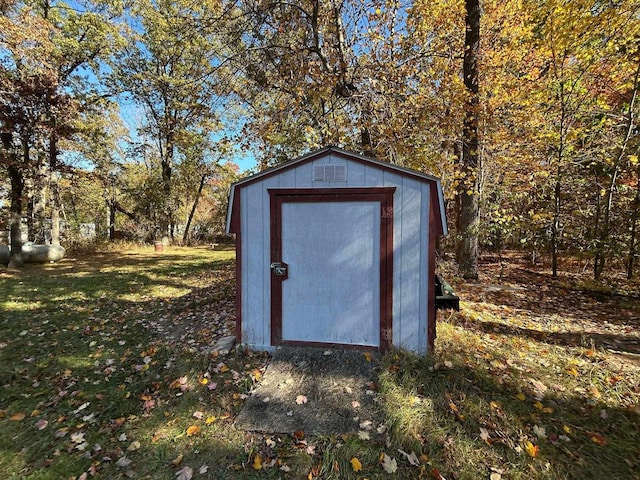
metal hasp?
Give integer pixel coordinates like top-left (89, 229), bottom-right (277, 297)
top-left (435, 274), bottom-right (460, 311)
top-left (270, 261), bottom-right (288, 278)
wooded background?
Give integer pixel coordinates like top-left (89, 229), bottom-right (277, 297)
top-left (2, 0), bottom-right (640, 280)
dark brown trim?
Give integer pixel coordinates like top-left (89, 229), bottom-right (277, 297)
top-left (429, 184), bottom-right (445, 236)
top-left (428, 205), bottom-right (437, 351)
top-left (269, 187), bottom-right (395, 352)
top-left (235, 232), bottom-right (242, 344)
top-left (280, 340), bottom-right (380, 351)
top-left (269, 191), bottom-right (282, 347)
top-left (229, 187), bottom-right (241, 233)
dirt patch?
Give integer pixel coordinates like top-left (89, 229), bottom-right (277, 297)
top-left (235, 347), bottom-right (381, 436)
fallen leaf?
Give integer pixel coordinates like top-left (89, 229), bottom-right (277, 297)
top-left (171, 454), bottom-right (184, 466)
top-left (515, 393), bottom-right (526, 401)
top-left (398, 449), bottom-right (420, 466)
top-left (587, 432), bottom-right (607, 445)
top-left (175, 466), bottom-right (193, 480)
top-left (296, 395), bottom-right (308, 405)
top-left (205, 416), bottom-right (216, 424)
top-left (9, 412), bottom-right (25, 421)
top-left (381, 453), bottom-right (397, 473)
top-left (350, 457), bottom-right (362, 472)
top-left (186, 425), bottom-right (200, 436)
top-left (127, 440), bottom-right (141, 451)
top-left (490, 473), bottom-right (502, 480)
top-left (199, 464), bottom-right (209, 474)
top-left (364, 352), bottom-right (372, 362)
top-left (293, 430), bottom-right (305, 440)
top-left (192, 411), bottom-right (204, 420)
top-left (35, 419), bottom-right (48, 430)
top-left (253, 454), bottom-right (262, 470)
top-left (533, 425), bottom-right (546, 439)
top-left (524, 441), bottom-right (539, 458)
top-left (431, 467), bottom-right (446, 479)
top-left (360, 420), bottom-right (373, 430)
top-left (358, 430), bottom-right (370, 440)
top-left (116, 456), bottom-right (133, 468)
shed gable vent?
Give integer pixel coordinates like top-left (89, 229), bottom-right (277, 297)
top-left (313, 165), bottom-right (347, 182)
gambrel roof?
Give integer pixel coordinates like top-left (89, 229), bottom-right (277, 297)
top-left (226, 146), bottom-right (448, 236)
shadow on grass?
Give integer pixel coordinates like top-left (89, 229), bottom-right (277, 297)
top-left (379, 347), bottom-right (640, 480)
top-left (455, 316), bottom-right (640, 355)
top-left (0, 248), bottom-right (275, 479)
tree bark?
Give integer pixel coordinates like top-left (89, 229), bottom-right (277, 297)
top-left (182, 173), bottom-right (207, 245)
top-left (627, 175), bottom-right (640, 279)
top-left (8, 163), bottom-right (24, 268)
top-left (2, 132), bottom-right (24, 268)
top-left (32, 153), bottom-right (48, 243)
top-left (457, 0), bottom-right (481, 280)
top-left (49, 130), bottom-right (61, 245)
top-left (595, 57), bottom-right (640, 279)
top-left (551, 169), bottom-right (561, 277)
top-left (108, 199), bottom-right (116, 240)
top-left (160, 133), bottom-right (174, 241)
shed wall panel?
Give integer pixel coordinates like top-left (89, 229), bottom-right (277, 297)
top-left (242, 184), bottom-right (265, 347)
top-left (397, 177), bottom-right (423, 353)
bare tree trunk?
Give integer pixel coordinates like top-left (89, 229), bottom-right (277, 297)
top-left (628, 167), bottom-right (640, 279)
top-left (457, 0), bottom-right (481, 280)
top-left (551, 170), bottom-right (561, 277)
top-left (8, 163), bottom-right (24, 268)
top-left (182, 174), bottom-right (207, 245)
top-left (108, 199), bottom-right (116, 240)
top-left (32, 153), bottom-right (48, 243)
top-left (2, 132), bottom-right (24, 268)
top-left (49, 131), bottom-right (61, 245)
top-left (595, 58), bottom-right (640, 279)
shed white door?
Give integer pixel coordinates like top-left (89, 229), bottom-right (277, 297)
top-left (270, 189), bottom-right (395, 350)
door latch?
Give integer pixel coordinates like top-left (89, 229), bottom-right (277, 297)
top-left (270, 261), bottom-right (288, 278)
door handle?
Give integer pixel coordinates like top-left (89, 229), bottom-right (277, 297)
top-left (270, 261), bottom-right (288, 278)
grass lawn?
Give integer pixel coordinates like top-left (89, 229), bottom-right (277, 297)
top-left (1, 247), bottom-right (638, 479)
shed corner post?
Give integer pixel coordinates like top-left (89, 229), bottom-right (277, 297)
top-left (234, 231), bottom-right (242, 345)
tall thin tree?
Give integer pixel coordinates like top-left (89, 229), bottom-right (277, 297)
top-left (457, 0), bottom-right (481, 279)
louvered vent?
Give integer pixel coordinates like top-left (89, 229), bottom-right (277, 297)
top-left (313, 165), bottom-right (347, 182)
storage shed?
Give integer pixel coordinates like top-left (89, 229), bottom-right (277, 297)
top-left (226, 146), bottom-right (448, 354)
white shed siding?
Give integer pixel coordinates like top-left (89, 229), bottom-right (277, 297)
top-left (235, 150), bottom-right (441, 352)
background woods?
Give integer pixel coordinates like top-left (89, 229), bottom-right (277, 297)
top-left (2, 0), bottom-right (640, 279)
